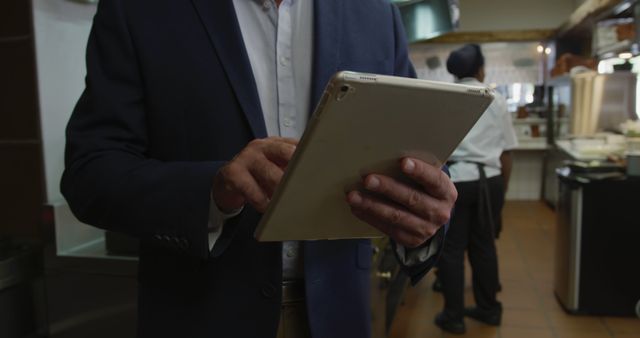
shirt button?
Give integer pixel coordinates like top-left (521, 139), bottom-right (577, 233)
top-left (262, 1), bottom-right (271, 9)
top-left (286, 248), bottom-right (297, 258)
top-left (279, 56), bottom-right (289, 66)
top-left (283, 118), bottom-right (293, 127)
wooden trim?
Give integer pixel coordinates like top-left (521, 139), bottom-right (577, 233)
top-left (412, 29), bottom-right (555, 44)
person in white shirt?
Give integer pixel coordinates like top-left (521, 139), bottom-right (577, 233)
top-left (434, 44), bottom-right (518, 335)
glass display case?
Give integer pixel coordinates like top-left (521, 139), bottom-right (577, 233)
top-left (546, 75), bottom-right (573, 143)
top-left (541, 72), bottom-right (572, 207)
top-left (497, 83), bottom-right (549, 150)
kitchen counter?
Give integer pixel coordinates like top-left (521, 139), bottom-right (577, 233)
top-left (514, 140), bottom-right (548, 151)
top-left (555, 140), bottom-right (609, 161)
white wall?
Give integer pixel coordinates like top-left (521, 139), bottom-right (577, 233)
top-left (410, 42), bottom-right (542, 85)
top-left (33, 0), bottom-right (96, 203)
top-left (458, 0), bottom-right (576, 32)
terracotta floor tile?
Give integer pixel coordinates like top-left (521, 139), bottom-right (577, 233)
top-left (391, 316), bottom-right (440, 338)
top-left (539, 296), bottom-right (568, 313)
top-left (552, 329), bottom-right (613, 338)
top-left (442, 323), bottom-right (498, 338)
top-left (499, 327), bottom-right (555, 338)
top-left (500, 309), bottom-right (550, 329)
top-left (547, 311), bottom-right (609, 333)
top-left (499, 288), bottom-right (543, 310)
top-left (602, 317), bottom-right (640, 335)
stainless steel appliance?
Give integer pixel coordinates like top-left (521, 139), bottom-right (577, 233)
top-left (570, 71), bottom-right (637, 136)
top-left (555, 168), bottom-right (640, 316)
top-left (394, 0), bottom-right (459, 43)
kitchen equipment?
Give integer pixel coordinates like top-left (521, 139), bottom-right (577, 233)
top-left (571, 72), bottom-right (636, 136)
top-left (565, 160), bottom-right (625, 174)
top-left (627, 153), bottom-right (640, 176)
top-left (395, 0), bottom-right (459, 43)
top-left (627, 137), bottom-right (640, 176)
top-left (555, 168), bottom-right (640, 316)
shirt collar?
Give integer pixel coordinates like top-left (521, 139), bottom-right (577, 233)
top-left (457, 77), bottom-right (482, 85)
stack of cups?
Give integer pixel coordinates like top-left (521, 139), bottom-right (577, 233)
top-left (626, 138), bottom-right (640, 176)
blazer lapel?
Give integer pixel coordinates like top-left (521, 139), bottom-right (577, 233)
top-left (310, 0), bottom-right (343, 112)
top-left (190, 0), bottom-right (268, 138)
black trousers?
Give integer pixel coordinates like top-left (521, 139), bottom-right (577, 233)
top-left (439, 175), bottom-right (504, 319)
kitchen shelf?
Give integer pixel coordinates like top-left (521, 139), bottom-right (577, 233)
top-left (514, 117), bottom-right (547, 124)
top-left (514, 142), bottom-right (549, 150)
top-left (548, 74), bottom-right (572, 86)
top-left (596, 39), bottom-right (635, 58)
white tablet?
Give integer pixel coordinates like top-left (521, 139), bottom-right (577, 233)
top-left (255, 71), bottom-right (494, 241)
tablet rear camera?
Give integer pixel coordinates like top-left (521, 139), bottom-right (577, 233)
top-left (336, 84), bottom-right (356, 101)
top-left (337, 84), bottom-right (355, 101)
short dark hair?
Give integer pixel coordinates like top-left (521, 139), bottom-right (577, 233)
top-left (446, 44), bottom-right (485, 79)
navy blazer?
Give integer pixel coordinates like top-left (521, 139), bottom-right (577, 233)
top-left (61, 0), bottom-right (444, 337)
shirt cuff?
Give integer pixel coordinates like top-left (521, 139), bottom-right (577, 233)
top-left (208, 195), bottom-right (243, 252)
top-left (394, 236), bottom-right (440, 267)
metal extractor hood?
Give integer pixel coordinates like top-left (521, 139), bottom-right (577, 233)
top-left (392, 0), bottom-right (460, 43)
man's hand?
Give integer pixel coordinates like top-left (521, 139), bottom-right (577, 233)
top-left (213, 137), bottom-right (298, 213)
top-left (346, 158), bottom-right (457, 248)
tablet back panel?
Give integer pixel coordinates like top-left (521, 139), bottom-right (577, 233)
top-left (255, 72), bottom-right (494, 241)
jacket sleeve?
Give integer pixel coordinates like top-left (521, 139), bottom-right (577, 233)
top-left (60, 0), bottom-right (218, 260)
top-left (389, 3), bottom-right (448, 285)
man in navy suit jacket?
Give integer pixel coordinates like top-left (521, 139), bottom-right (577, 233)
top-left (61, 0), bottom-right (457, 337)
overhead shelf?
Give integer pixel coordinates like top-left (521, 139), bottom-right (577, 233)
top-left (547, 74), bottom-right (572, 86)
top-left (555, 0), bottom-right (626, 39)
top-left (596, 38), bottom-right (634, 57)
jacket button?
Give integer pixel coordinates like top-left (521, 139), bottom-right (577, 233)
top-left (172, 237), bottom-right (181, 247)
top-left (261, 283), bottom-right (277, 299)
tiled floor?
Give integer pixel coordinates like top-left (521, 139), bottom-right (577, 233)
top-left (389, 201), bottom-right (640, 338)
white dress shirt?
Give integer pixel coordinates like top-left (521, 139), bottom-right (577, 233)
top-left (209, 0), bottom-right (312, 279)
top-left (449, 78), bottom-right (518, 183)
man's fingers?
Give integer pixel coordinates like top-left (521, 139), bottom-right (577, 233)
top-left (262, 141), bottom-right (297, 167)
top-left (274, 137), bottom-right (299, 146)
top-left (346, 191), bottom-right (440, 243)
top-left (350, 209), bottom-right (416, 247)
top-left (248, 156), bottom-right (284, 198)
top-left (213, 137), bottom-right (300, 214)
top-left (400, 158), bottom-right (457, 203)
top-left (361, 174), bottom-right (451, 225)
top-left (228, 166), bottom-right (271, 213)
top-left (349, 203), bottom-right (436, 249)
